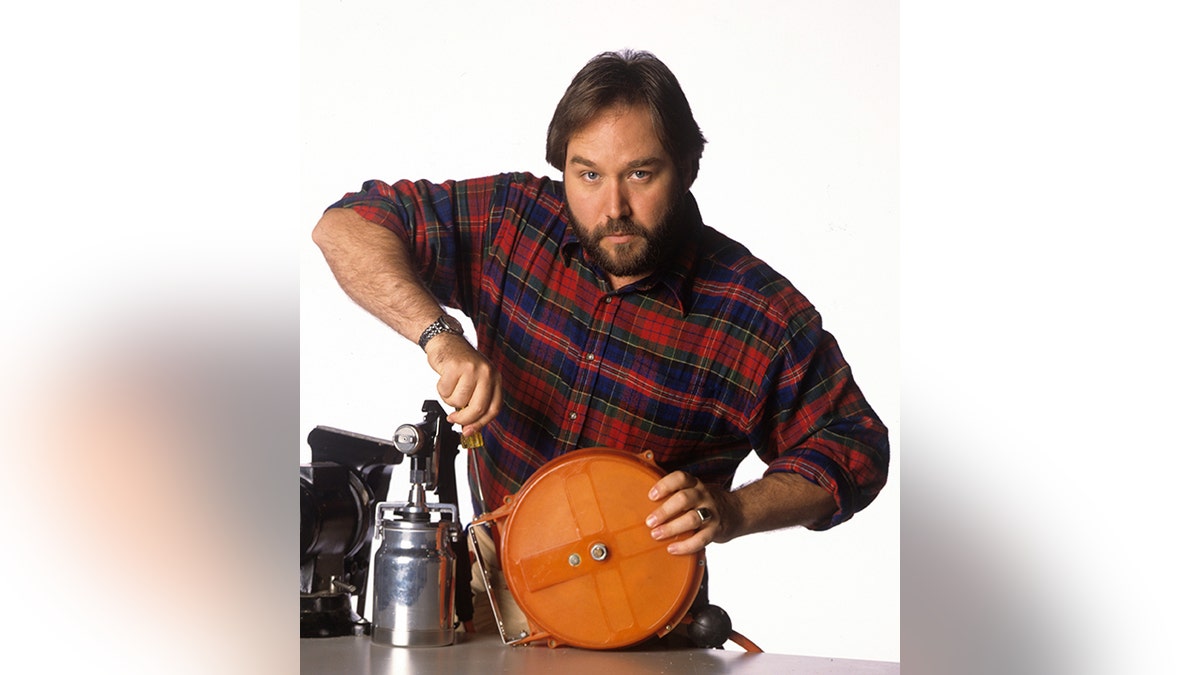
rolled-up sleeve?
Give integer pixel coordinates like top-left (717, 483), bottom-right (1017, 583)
top-left (757, 310), bottom-right (889, 530)
top-left (326, 175), bottom-right (503, 314)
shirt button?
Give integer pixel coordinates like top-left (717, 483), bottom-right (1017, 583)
top-left (585, 353), bottom-right (595, 362)
top-left (605, 296), bottom-right (613, 304)
top-left (568, 411), bottom-right (578, 420)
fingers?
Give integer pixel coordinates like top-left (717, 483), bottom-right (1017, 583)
top-left (645, 471), bottom-right (721, 555)
top-left (661, 529), bottom-right (711, 556)
top-left (449, 375), bottom-right (503, 437)
top-left (647, 470), bottom-right (698, 503)
top-left (427, 338), bottom-right (502, 436)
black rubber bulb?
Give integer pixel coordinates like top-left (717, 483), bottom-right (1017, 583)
top-left (687, 604), bottom-right (733, 648)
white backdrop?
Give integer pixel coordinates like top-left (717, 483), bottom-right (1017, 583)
top-left (299, 0), bottom-right (898, 661)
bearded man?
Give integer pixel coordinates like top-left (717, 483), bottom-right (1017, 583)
top-left (312, 49), bottom-right (889, 636)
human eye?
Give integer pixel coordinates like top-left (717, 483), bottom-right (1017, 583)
top-left (581, 170), bottom-right (600, 182)
top-left (630, 169), bottom-right (652, 181)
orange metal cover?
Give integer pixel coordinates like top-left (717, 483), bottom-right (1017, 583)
top-left (495, 448), bottom-right (704, 649)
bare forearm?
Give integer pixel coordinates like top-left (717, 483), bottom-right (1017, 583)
top-left (311, 207), bottom-right (443, 343)
top-left (716, 473), bottom-right (837, 542)
top-left (312, 207), bottom-right (503, 436)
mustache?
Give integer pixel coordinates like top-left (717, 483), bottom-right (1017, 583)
top-left (598, 217), bottom-right (650, 237)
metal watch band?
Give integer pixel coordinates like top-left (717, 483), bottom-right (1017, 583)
top-left (418, 315), bottom-right (462, 351)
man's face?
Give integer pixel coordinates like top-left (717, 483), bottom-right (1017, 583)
top-left (564, 104), bottom-right (688, 288)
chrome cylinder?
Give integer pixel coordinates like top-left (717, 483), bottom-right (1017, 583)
top-left (371, 501), bottom-right (458, 647)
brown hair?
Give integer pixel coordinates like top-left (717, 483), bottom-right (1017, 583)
top-left (546, 50), bottom-right (707, 185)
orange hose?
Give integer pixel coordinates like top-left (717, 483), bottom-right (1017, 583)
top-left (728, 629), bottom-right (764, 653)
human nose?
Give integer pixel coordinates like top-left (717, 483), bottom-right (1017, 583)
top-left (602, 180), bottom-right (631, 220)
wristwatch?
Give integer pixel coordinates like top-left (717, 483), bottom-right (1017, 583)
top-left (418, 314), bottom-right (465, 351)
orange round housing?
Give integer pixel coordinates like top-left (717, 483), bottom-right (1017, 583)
top-left (477, 448), bottom-right (704, 649)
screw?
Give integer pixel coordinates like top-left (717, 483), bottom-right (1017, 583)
top-left (568, 553), bottom-right (581, 567)
top-left (590, 543), bottom-right (609, 561)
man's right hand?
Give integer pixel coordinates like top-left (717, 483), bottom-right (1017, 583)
top-left (424, 333), bottom-right (502, 438)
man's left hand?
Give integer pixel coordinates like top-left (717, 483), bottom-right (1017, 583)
top-left (644, 470), bottom-right (839, 555)
top-left (644, 471), bottom-right (741, 556)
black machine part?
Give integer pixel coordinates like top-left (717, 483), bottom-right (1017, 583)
top-left (300, 401), bottom-right (473, 638)
top-left (300, 427), bottom-right (402, 637)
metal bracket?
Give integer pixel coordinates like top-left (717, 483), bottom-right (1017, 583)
top-left (467, 520), bottom-right (536, 646)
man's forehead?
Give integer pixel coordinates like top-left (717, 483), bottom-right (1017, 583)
top-left (565, 105), bottom-right (669, 163)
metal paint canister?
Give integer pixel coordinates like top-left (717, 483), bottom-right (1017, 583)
top-left (371, 501), bottom-right (458, 647)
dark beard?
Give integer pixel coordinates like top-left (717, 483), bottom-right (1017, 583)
top-left (567, 191), bottom-right (689, 282)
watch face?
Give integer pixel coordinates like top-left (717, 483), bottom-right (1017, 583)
top-left (442, 315), bottom-right (463, 333)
